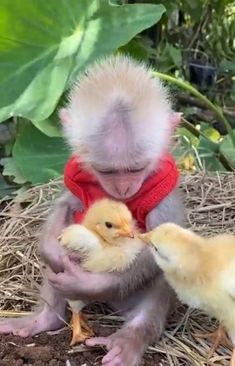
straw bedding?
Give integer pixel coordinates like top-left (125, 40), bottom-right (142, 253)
top-left (0, 172), bottom-right (235, 365)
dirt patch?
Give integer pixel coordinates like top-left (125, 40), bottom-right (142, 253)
top-left (0, 324), bottom-right (166, 366)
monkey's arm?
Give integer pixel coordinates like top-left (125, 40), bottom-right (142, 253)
top-left (145, 188), bottom-right (185, 229)
top-left (48, 189), bottom-right (185, 301)
top-left (39, 191), bottom-right (83, 273)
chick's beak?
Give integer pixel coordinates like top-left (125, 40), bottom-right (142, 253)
top-left (119, 226), bottom-right (135, 238)
top-left (128, 231), bottom-right (135, 239)
top-left (123, 231), bottom-right (135, 239)
top-left (138, 232), bottom-right (152, 244)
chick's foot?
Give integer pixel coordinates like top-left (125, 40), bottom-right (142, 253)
top-left (70, 312), bottom-right (94, 346)
top-left (0, 306), bottom-right (63, 337)
top-left (194, 326), bottom-right (232, 362)
top-left (86, 328), bottom-right (144, 366)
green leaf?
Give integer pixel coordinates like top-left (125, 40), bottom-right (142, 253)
top-left (220, 133), bottom-right (235, 170)
top-left (156, 44), bottom-right (182, 72)
top-left (0, 157), bottom-right (27, 184)
top-left (12, 122), bottom-right (70, 184)
top-left (0, 0), bottom-right (165, 123)
top-left (176, 127), bottom-right (198, 147)
top-left (200, 123), bottom-right (221, 142)
top-left (168, 45), bottom-right (182, 68)
top-left (198, 136), bottom-right (224, 171)
top-left (219, 59), bottom-right (235, 73)
top-left (118, 38), bottom-right (151, 61)
top-left (0, 59), bottom-right (72, 125)
top-left (0, 174), bottom-right (18, 198)
top-left (32, 112), bottom-right (62, 137)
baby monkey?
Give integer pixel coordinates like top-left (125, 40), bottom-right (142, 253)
top-left (0, 55), bottom-right (184, 366)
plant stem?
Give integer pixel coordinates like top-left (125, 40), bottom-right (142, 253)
top-left (152, 71), bottom-right (235, 149)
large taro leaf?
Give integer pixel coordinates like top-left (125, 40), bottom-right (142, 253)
top-left (12, 122), bottom-right (70, 184)
top-left (0, 0), bottom-right (165, 127)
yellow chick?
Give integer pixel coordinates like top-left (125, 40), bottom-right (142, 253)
top-left (140, 223), bottom-right (235, 366)
top-left (59, 198), bottom-right (143, 346)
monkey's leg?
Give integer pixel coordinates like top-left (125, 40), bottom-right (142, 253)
top-left (86, 275), bottom-right (174, 366)
top-left (194, 326), bottom-right (232, 362)
top-left (70, 312), bottom-right (94, 346)
top-left (0, 280), bottom-right (66, 337)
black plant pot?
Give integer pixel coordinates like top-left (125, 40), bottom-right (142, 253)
top-left (188, 61), bottom-right (217, 89)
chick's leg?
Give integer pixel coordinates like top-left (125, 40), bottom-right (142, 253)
top-left (79, 313), bottom-right (94, 334)
top-left (70, 312), bottom-right (94, 346)
top-left (194, 325), bottom-right (232, 361)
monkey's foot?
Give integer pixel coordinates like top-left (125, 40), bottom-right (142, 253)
top-left (194, 326), bottom-right (232, 362)
top-left (70, 312), bottom-right (94, 346)
top-left (0, 307), bottom-right (64, 337)
top-left (85, 328), bottom-right (144, 366)
top-left (230, 347), bottom-right (235, 366)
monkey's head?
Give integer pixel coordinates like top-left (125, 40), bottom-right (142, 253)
top-left (60, 56), bottom-right (181, 200)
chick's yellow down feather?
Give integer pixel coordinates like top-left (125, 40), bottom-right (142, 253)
top-left (58, 198), bottom-right (144, 346)
top-left (140, 223), bottom-right (235, 365)
top-left (59, 224), bottom-right (101, 253)
top-left (59, 223), bottom-right (142, 272)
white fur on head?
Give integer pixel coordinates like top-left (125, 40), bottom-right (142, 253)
top-left (61, 55), bottom-right (173, 168)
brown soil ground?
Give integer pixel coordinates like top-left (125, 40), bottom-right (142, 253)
top-left (0, 323), bottom-right (167, 366)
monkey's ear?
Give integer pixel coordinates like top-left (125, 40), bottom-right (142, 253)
top-left (170, 112), bottom-right (182, 129)
top-left (59, 108), bottom-right (70, 124)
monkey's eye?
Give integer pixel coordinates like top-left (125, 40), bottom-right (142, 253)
top-left (105, 222), bottom-right (113, 229)
top-left (129, 167), bottom-right (145, 173)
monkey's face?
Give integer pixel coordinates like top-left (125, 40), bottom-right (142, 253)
top-left (92, 165), bottom-right (150, 200)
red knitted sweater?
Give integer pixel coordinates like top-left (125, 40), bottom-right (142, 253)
top-left (64, 154), bottom-right (179, 231)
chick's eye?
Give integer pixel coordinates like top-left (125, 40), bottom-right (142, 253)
top-left (105, 222), bottom-right (113, 229)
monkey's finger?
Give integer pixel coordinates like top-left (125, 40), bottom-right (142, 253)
top-left (62, 255), bottom-right (83, 276)
top-left (46, 269), bottom-right (62, 287)
top-left (102, 345), bottom-right (121, 363)
top-left (61, 255), bottom-right (76, 273)
top-left (48, 272), bottom-right (64, 287)
top-left (86, 337), bottom-right (111, 349)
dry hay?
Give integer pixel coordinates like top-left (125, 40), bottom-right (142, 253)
top-left (0, 172), bottom-right (235, 365)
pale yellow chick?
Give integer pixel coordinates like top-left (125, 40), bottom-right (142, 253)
top-left (140, 223), bottom-right (235, 366)
top-left (59, 198), bottom-right (143, 346)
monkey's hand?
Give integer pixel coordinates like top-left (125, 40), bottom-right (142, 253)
top-left (39, 191), bottom-right (82, 273)
top-left (47, 256), bottom-right (116, 301)
top-left (48, 245), bottom-right (158, 303)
